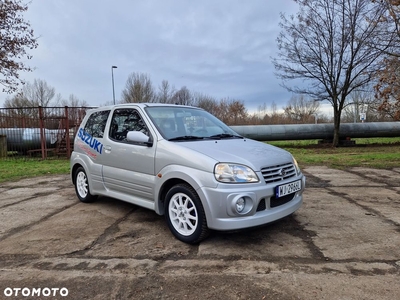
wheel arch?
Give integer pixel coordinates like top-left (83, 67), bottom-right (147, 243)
top-left (154, 166), bottom-right (216, 220)
top-left (71, 163), bottom-right (83, 186)
top-left (157, 178), bottom-right (192, 215)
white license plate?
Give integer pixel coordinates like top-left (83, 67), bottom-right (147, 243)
top-left (275, 180), bottom-right (302, 198)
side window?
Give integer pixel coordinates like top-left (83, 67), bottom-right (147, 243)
top-left (84, 110), bottom-right (110, 138)
top-left (109, 108), bottom-right (149, 142)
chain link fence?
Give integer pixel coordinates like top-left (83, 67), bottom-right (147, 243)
top-left (0, 106), bottom-right (95, 160)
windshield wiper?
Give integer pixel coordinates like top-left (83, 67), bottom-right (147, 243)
top-left (168, 135), bottom-right (205, 141)
top-left (209, 133), bottom-right (243, 140)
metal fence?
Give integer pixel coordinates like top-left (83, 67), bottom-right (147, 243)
top-left (0, 106), bottom-right (95, 160)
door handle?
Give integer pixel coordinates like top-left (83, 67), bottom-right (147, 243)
top-left (104, 145), bottom-right (112, 152)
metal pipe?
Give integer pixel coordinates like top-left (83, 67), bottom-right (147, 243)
top-left (0, 128), bottom-right (59, 151)
top-left (230, 122), bottom-right (400, 141)
top-left (1, 122), bottom-right (399, 151)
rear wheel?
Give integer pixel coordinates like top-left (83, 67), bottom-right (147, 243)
top-left (165, 184), bottom-right (209, 244)
top-left (74, 167), bottom-right (97, 203)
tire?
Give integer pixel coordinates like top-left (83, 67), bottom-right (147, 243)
top-left (165, 184), bottom-right (209, 244)
top-left (74, 167), bottom-right (97, 203)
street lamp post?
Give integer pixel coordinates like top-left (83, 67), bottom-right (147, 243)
top-left (111, 66), bottom-right (117, 104)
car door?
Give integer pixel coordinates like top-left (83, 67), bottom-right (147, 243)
top-left (76, 109), bottom-right (110, 191)
top-left (101, 107), bottom-right (156, 202)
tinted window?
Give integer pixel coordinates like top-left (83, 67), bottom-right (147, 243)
top-left (84, 110), bottom-right (110, 138)
top-left (109, 108), bottom-right (149, 141)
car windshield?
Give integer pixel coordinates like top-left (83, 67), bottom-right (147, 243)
top-left (145, 106), bottom-right (241, 141)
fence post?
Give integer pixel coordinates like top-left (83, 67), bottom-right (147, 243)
top-left (65, 106), bottom-right (71, 158)
top-left (38, 106), bottom-right (47, 159)
top-left (0, 135), bottom-right (7, 158)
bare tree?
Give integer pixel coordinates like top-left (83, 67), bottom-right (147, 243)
top-left (24, 79), bottom-right (55, 106)
top-left (4, 78), bottom-right (56, 107)
top-left (342, 89), bottom-right (380, 122)
top-left (172, 86), bottom-right (193, 105)
top-left (59, 94), bottom-right (90, 128)
top-left (273, 0), bottom-right (396, 146)
top-left (156, 80), bottom-right (175, 103)
top-left (192, 92), bottom-right (218, 114)
top-left (268, 101), bottom-right (282, 124)
top-left (3, 92), bottom-right (36, 125)
top-left (213, 98), bottom-right (248, 125)
top-left (213, 98), bottom-right (230, 123)
top-left (371, 0), bottom-right (400, 53)
top-left (257, 103), bottom-right (268, 119)
top-left (3, 93), bottom-right (30, 108)
top-left (227, 99), bottom-right (248, 125)
top-left (121, 72), bottom-right (155, 103)
top-left (0, 0), bottom-right (38, 93)
top-left (60, 94), bottom-right (89, 107)
top-left (283, 95), bottom-right (320, 123)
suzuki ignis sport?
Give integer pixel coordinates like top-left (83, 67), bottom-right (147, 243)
top-left (71, 103), bottom-right (305, 243)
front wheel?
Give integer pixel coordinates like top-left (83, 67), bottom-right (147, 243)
top-left (165, 184), bottom-right (209, 244)
top-left (74, 167), bottom-right (97, 203)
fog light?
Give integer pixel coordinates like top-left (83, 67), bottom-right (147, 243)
top-left (236, 197), bottom-right (245, 213)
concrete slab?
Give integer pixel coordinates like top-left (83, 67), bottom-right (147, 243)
top-left (303, 166), bottom-right (386, 186)
top-left (0, 193), bottom-right (76, 237)
top-left (85, 207), bottom-right (193, 259)
top-left (198, 231), bottom-right (313, 259)
top-left (0, 187), bottom-right (62, 208)
top-left (0, 198), bottom-right (133, 255)
top-left (350, 167), bottom-right (400, 186)
top-left (0, 174), bottom-right (70, 188)
top-left (297, 188), bottom-right (400, 260)
top-left (339, 187), bottom-right (400, 225)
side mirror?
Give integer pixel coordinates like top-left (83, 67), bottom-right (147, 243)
top-left (126, 131), bottom-right (153, 146)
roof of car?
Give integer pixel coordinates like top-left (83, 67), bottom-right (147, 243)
top-left (91, 103), bottom-right (199, 110)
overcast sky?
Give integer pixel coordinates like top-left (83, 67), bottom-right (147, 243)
top-left (1, 0), bottom-right (323, 113)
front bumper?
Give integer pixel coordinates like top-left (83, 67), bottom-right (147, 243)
top-left (199, 175), bottom-right (305, 231)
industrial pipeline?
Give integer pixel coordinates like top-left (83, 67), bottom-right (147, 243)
top-left (230, 122), bottom-right (400, 141)
top-left (0, 128), bottom-right (59, 152)
top-left (1, 122), bottom-right (399, 152)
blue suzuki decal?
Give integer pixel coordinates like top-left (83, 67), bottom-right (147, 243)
top-left (77, 128), bottom-right (103, 154)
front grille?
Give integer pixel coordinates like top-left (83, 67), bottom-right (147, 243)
top-left (261, 163), bottom-right (296, 184)
top-left (270, 193), bottom-right (295, 208)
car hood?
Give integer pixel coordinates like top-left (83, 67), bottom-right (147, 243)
top-left (177, 138), bottom-right (293, 171)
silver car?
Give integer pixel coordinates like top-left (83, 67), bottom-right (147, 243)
top-left (71, 103), bottom-right (305, 243)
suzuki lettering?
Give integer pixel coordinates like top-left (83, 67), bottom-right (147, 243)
top-left (77, 128), bottom-right (103, 154)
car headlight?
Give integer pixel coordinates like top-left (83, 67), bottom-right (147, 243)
top-left (293, 157), bottom-right (301, 175)
top-left (214, 163), bottom-right (259, 183)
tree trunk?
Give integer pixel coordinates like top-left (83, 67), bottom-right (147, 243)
top-left (332, 109), bottom-right (341, 147)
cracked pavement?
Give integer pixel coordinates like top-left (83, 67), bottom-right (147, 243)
top-left (0, 166), bottom-right (400, 299)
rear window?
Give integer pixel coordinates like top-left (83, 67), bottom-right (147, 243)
top-left (84, 110), bottom-right (110, 138)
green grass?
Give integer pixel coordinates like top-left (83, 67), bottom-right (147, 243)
top-left (268, 137), bottom-right (400, 169)
top-left (0, 137), bottom-right (399, 183)
top-left (0, 159), bottom-right (70, 183)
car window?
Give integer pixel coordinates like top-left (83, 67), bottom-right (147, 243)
top-left (109, 108), bottom-right (149, 142)
top-left (84, 110), bottom-right (110, 138)
top-left (146, 106), bottom-right (236, 139)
